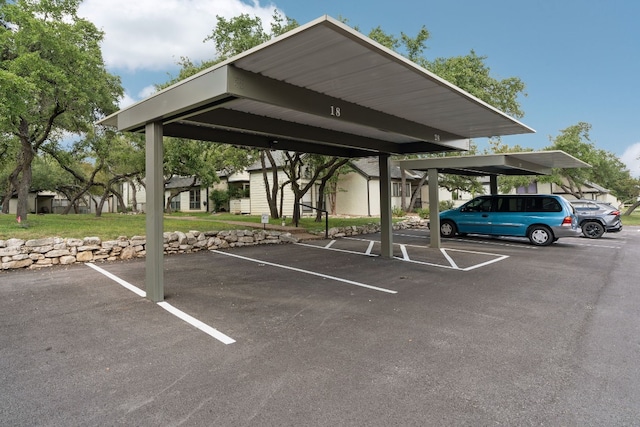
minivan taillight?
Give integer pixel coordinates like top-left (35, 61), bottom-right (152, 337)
top-left (561, 216), bottom-right (573, 226)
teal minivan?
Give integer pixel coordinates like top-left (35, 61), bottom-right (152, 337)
top-left (439, 194), bottom-right (581, 246)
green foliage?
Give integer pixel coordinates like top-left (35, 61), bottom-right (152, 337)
top-left (439, 200), bottom-right (455, 211)
top-left (543, 122), bottom-right (640, 201)
top-left (392, 206), bottom-right (405, 217)
top-left (0, 0), bottom-right (122, 133)
top-left (210, 189), bottom-right (229, 211)
top-left (0, 0), bottom-right (123, 220)
top-left (415, 207), bottom-right (429, 219)
top-left (160, 12), bottom-right (297, 90)
top-left (428, 51), bottom-right (526, 119)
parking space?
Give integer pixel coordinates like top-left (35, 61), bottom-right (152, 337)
top-left (2, 227), bottom-right (640, 425)
top-left (300, 229), bottom-right (518, 271)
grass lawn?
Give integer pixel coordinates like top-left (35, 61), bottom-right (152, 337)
top-left (0, 212), bottom-right (388, 241)
top-left (2, 210), bottom-right (638, 241)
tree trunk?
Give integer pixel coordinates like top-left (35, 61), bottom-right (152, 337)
top-left (314, 158), bottom-right (349, 221)
top-left (2, 166), bottom-right (20, 214)
top-left (292, 194), bottom-right (302, 227)
top-left (624, 200), bottom-right (640, 216)
top-left (260, 150), bottom-right (280, 218)
top-left (315, 179), bottom-right (328, 222)
top-left (165, 194), bottom-right (176, 214)
top-left (96, 191), bottom-right (110, 217)
top-left (128, 179), bottom-right (138, 212)
top-left (112, 187), bottom-right (126, 213)
top-left (408, 172), bottom-right (428, 213)
top-left (279, 179), bottom-right (290, 222)
top-left (1, 188), bottom-right (15, 214)
top-left (15, 138), bottom-right (35, 222)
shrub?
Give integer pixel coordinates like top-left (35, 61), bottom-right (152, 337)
top-left (210, 189), bottom-right (230, 212)
top-left (415, 207), bottom-right (429, 219)
top-left (439, 200), bottom-right (455, 211)
top-left (392, 206), bottom-right (405, 217)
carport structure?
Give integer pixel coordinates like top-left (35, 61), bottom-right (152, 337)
top-left (100, 16), bottom-right (534, 302)
top-left (397, 151), bottom-right (591, 248)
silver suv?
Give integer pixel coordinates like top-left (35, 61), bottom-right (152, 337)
top-left (570, 199), bottom-right (623, 238)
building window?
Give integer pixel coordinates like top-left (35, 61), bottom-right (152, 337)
top-left (516, 182), bottom-right (538, 194)
top-left (189, 189), bottom-right (201, 210)
top-left (392, 182), bottom-right (411, 197)
top-left (170, 197), bottom-right (181, 211)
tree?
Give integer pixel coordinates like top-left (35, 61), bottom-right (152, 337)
top-left (39, 129), bottom-right (145, 215)
top-left (162, 138), bottom-right (253, 213)
top-left (0, 134), bottom-right (19, 212)
top-left (306, 155), bottom-right (351, 222)
top-left (540, 122), bottom-right (640, 203)
top-left (428, 51), bottom-right (526, 120)
top-left (259, 149), bottom-right (281, 218)
top-left (277, 152), bottom-right (349, 225)
top-left (320, 162), bottom-right (353, 216)
top-left (365, 27), bottom-right (528, 211)
top-left (0, 0), bottom-right (122, 222)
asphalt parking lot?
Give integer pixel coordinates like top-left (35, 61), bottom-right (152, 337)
top-left (2, 227), bottom-right (640, 426)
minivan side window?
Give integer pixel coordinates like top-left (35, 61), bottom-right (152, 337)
top-left (525, 197), bottom-right (562, 212)
top-left (496, 197), bottom-right (524, 212)
top-left (462, 197), bottom-right (493, 212)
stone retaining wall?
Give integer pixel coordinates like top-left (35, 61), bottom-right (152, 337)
top-left (1, 219), bottom-right (428, 271)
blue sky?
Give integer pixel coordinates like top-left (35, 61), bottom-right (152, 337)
top-left (78, 0), bottom-right (640, 176)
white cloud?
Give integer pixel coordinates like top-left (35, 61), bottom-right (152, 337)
top-left (620, 142), bottom-right (640, 178)
top-left (118, 92), bottom-right (138, 109)
top-left (138, 85), bottom-right (159, 99)
top-left (78, 0), bottom-right (278, 72)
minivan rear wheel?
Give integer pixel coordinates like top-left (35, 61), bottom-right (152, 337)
top-left (440, 220), bottom-right (457, 238)
top-left (582, 221), bottom-right (605, 239)
top-left (528, 225), bottom-right (554, 246)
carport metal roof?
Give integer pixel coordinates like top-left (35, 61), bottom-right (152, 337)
top-left (396, 151), bottom-right (591, 249)
top-left (397, 151), bottom-right (591, 176)
top-left (99, 15), bottom-right (537, 302)
top-left (99, 15), bottom-right (534, 156)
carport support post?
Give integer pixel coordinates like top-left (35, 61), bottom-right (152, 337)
top-left (490, 175), bottom-right (498, 195)
top-left (145, 122), bottom-right (165, 302)
top-left (379, 154), bottom-right (393, 258)
top-left (428, 168), bottom-right (441, 249)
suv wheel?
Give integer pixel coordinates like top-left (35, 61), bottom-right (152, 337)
top-left (582, 221), bottom-right (605, 239)
top-left (528, 225), bottom-right (554, 246)
top-left (440, 220), bottom-right (457, 238)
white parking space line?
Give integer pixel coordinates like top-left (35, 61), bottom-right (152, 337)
top-left (400, 245), bottom-right (409, 261)
top-left (157, 302), bottom-right (235, 344)
top-left (86, 263), bottom-right (146, 297)
top-left (85, 263), bottom-right (235, 345)
top-left (394, 232), bottom-right (429, 240)
top-left (344, 236), bottom-right (510, 271)
top-left (211, 250), bottom-right (397, 294)
top-left (451, 237), bottom-right (538, 249)
top-left (393, 248), bottom-right (509, 271)
top-left (296, 242), bottom-right (379, 257)
top-left (564, 241), bottom-right (623, 249)
top-left (325, 240), bottom-right (336, 249)
top-left (365, 241), bottom-right (375, 255)
top-left (440, 248), bottom-right (459, 269)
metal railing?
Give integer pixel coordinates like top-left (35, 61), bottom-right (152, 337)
top-left (298, 203), bottom-right (329, 239)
